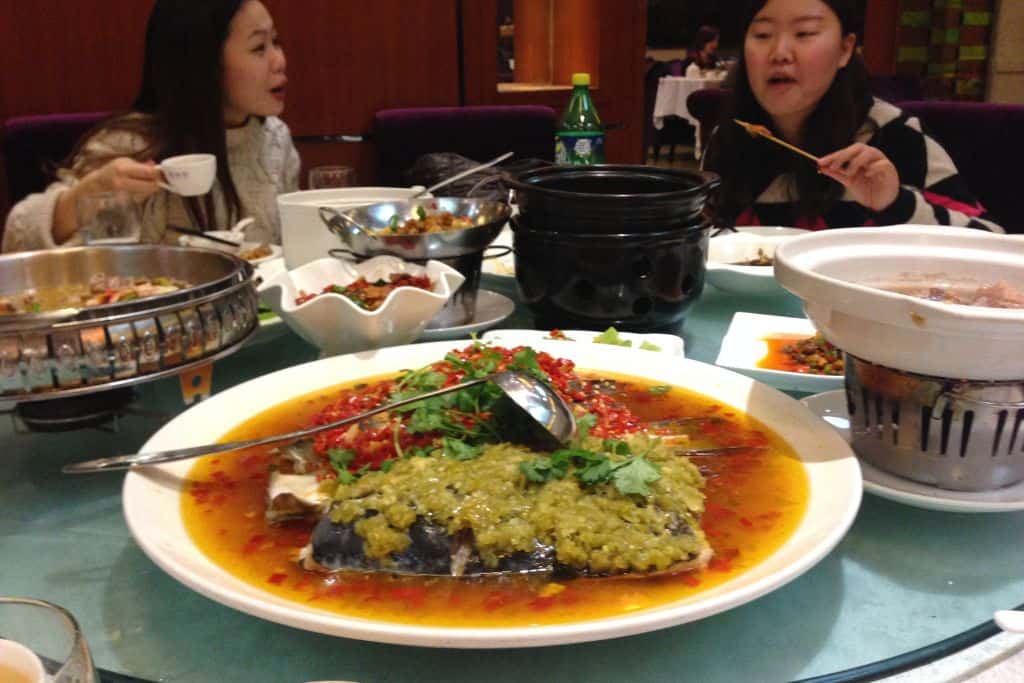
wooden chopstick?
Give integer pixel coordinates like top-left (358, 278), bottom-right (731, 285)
top-left (167, 225), bottom-right (241, 248)
top-left (734, 119), bottom-right (820, 163)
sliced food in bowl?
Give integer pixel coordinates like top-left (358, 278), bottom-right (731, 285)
top-left (257, 255), bottom-right (465, 356)
top-left (294, 273), bottom-right (433, 310)
top-left (376, 207), bottom-right (474, 235)
top-left (757, 333), bottom-right (844, 376)
top-left (866, 275), bottom-right (1024, 309)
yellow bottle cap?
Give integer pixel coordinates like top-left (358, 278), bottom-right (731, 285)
top-left (571, 73), bottom-right (591, 86)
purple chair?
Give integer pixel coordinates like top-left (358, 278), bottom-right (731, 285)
top-left (3, 112), bottom-right (109, 205)
top-left (899, 101), bottom-right (1022, 234)
top-left (685, 87), bottom-right (727, 155)
top-left (867, 75), bottom-right (923, 103)
top-left (372, 105), bottom-right (557, 186)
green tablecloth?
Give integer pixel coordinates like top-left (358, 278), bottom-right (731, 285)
top-left (2, 277), bottom-right (1021, 683)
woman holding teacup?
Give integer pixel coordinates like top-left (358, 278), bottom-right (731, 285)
top-left (3, 0), bottom-right (299, 252)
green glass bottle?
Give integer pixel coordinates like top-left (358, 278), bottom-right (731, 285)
top-left (555, 73), bottom-right (605, 165)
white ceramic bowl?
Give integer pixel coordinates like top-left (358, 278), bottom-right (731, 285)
top-left (257, 255), bottom-right (465, 356)
top-left (774, 225), bottom-right (1024, 380)
top-left (276, 187), bottom-right (427, 269)
top-left (706, 227), bottom-right (811, 296)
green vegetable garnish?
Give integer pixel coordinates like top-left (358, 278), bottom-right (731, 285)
top-left (593, 327), bottom-right (631, 347)
top-left (610, 456), bottom-right (662, 496)
top-left (639, 341), bottom-right (662, 351)
top-left (327, 448), bottom-right (356, 477)
top-left (442, 437), bottom-right (483, 461)
top-left (648, 385), bottom-right (671, 395)
top-left (416, 206), bottom-right (428, 220)
top-left (519, 439), bottom-right (663, 497)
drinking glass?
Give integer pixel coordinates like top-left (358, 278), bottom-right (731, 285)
top-left (308, 165), bottom-right (357, 189)
top-left (76, 191), bottom-right (142, 244)
top-left (0, 598), bottom-right (97, 682)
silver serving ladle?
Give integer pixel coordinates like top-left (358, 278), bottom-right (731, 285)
top-left (410, 151), bottom-right (514, 198)
top-left (62, 371), bottom-right (576, 474)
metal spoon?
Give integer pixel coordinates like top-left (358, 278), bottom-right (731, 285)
top-left (411, 151), bottom-right (514, 198)
top-left (62, 371), bottom-right (576, 474)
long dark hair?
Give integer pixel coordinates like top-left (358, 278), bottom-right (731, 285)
top-left (692, 25), bottom-right (720, 54)
top-left (705, 0), bottom-right (871, 226)
top-left (65, 0), bottom-right (246, 229)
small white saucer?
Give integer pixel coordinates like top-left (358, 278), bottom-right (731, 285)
top-left (800, 390), bottom-right (1024, 513)
top-left (715, 312), bottom-right (844, 393)
top-left (418, 290), bottom-right (515, 342)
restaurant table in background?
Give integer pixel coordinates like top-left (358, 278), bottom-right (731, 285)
top-left (652, 73), bottom-right (727, 160)
top-left (2, 275), bottom-right (1023, 683)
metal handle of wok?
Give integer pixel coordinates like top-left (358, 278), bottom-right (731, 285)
top-left (482, 245), bottom-right (513, 261)
top-left (318, 206), bottom-right (370, 241)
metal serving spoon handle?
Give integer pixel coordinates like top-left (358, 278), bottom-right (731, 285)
top-left (63, 377), bottom-right (492, 474)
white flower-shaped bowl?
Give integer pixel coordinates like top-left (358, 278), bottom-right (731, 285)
top-left (706, 227), bottom-right (811, 296)
top-left (257, 255), bottom-right (465, 356)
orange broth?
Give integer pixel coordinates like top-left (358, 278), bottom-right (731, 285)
top-left (181, 371), bottom-right (808, 627)
top-left (757, 334), bottom-right (814, 373)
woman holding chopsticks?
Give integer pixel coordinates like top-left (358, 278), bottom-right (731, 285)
top-left (3, 0), bottom-right (300, 252)
top-left (703, 0), bottom-right (1004, 233)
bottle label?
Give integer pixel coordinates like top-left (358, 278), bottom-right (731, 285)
top-left (555, 133), bottom-right (605, 165)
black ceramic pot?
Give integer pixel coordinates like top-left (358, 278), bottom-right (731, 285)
top-left (509, 165), bottom-right (716, 331)
top-left (508, 165), bottom-right (719, 234)
top-left (512, 219), bottom-right (709, 331)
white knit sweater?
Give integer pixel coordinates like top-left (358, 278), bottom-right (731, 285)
top-left (2, 116), bottom-right (300, 252)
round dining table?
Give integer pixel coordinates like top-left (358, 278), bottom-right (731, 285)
top-left (2, 273), bottom-right (1022, 683)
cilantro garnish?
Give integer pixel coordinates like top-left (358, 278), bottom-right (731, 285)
top-left (327, 448), bottom-right (356, 476)
top-left (575, 413), bottom-right (597, 441)
top-left (519, 441), bottom-right (663, 497)
top-left (611, 456), bottom-right (661, 496)
top-left (442, 437), bottom-right (483, 461)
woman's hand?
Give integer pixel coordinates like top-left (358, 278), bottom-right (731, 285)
top-left (53, 158), bottom-right (163, 244)
top-left (78, 157), bottom-right (164, 198)
top-left (817, 143), bottom-right (900, 213)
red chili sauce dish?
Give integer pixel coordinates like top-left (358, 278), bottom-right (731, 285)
top-left (294, 273), bottom-right (432, 310)
top-left (757, 333), bottom-right (844, 376)
top-left (182, 343), bottom-right (808, 627)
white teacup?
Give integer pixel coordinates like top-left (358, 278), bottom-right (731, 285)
top-left (159, 154), bottom-right (216, 196)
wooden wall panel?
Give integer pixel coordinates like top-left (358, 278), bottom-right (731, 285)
top-left (863, 0), bottom-right (900, 76)
top-left (513, 0), bottom-right (553, 84)
top-left (462, 0), bottom-right (648, 164)
top-left (0, 1), bottom-right (153, 118)
top-left (551, 0), bottom-right (601, 85)
top-left (0, 1), bottom-right (462, 215)
top-left (263, 0), bottom-right (460, 137)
